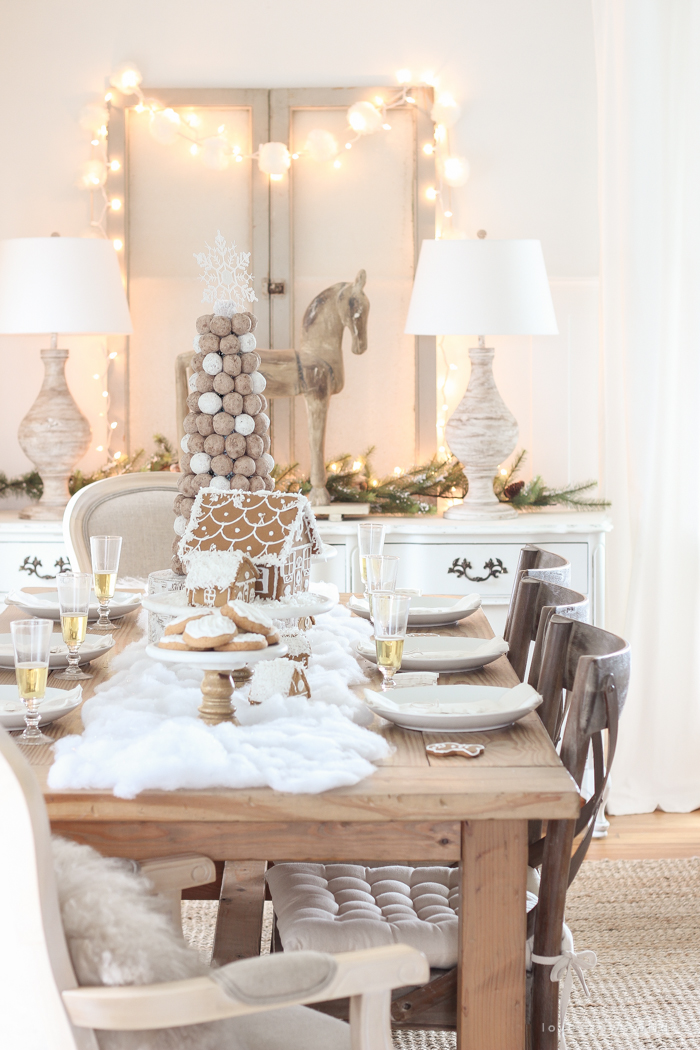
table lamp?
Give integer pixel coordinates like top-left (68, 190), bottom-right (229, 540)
top-left (405, 238), bottom-right (558, 520)
top-left (0, 237), bottom-right (132, 520)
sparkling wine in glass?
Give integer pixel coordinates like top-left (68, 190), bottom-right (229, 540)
top-left (365, 555), bottom-right (399, 619)
top-left (372, 591), bottom-right (411, 690)
top-left (358, 522), bottom-right (385, 588)
top-left (11, 618), bottom-right (53, 744)
top-left (90, 535), bottom-right (122, 632)
top-left (54, 573), bottom-right (93, 681)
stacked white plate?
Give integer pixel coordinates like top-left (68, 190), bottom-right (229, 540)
top-left (349, 593), bottom-right (481, 628)
top-left (356, 634), bottom-right (508, 673)
top-left (5, 589), bottom-right (142, 622)
top-left (0, 632), bottom-right (115, 670)
top-left (363, 682), bottom-right (541, 732)
top-left (0, 684), bottom-right (83, 730)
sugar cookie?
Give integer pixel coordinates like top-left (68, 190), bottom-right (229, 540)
top-left (183, 613), bottom-right (237, 650)
top-left (158, 637), bottom-right (194, 651)
top-left (222, 599), bottom-right (276, 636)
top-left (215, 632), bottom-right (267, 652)
top-left (164, 610), bottom-right (212, 636)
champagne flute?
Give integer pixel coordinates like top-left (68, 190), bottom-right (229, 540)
top-left (372, 591), bottom-right (411, 690)
top-left (90, 535), bottom-right (122, 632)
top-left (54, 573), bottom-right (93, 681)
top-left (11, 618), bottom-right (53, 744)
top-left (365, 555), bottom-right (399, 619)
top-left (358, 522), bottom-right (385, 588)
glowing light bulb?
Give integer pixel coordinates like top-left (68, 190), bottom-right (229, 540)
top-left (91, 139), bottom-right (99, 146)
top-left (438, 446), bottom-right (446, 455)
top-left (345, 142), bottom-right (352, 149)
top-left (108, 351), bottom-right (118, 359)
top-left (333, 159), bottom-right (341, 169)
top-left (110, 421), bottom-right (118, 429)
top-left (104, 93), bottom-right (112, 102)
top-left (270, 173), bottom-right (283, 181)
top-left (110, 198), bottom-right (122, 210)
top-left (394, 466), bottom-right (402, 476)
top-left (113, 239), bottom-right (123, 250)
top-left (135, 103), bottom-right (145, 113)
top-left (291, 153), bottom-right (299, 159)
top-left (449, 362), bottom-right (457, 370)
top-left (382, 123), bottom-right (391, 130)
top-left (420, 70), bottom-right (437, 86)
top-left (396, 69), bottom-right (412, 84)
top-left (186, 114), bottom-right (200, 128)
top-left (96, 445), bottom-right (104, 452)
top-left (109, 159), bottom-right (121, 171)
top-left (218, 125), bottom-right (225, 133)
top-left (235, 155), bottom-right (242, 162)
top-left (232, 145), bottom-right (241, 155)
top-left (99, 125), bottom-right (107, 136)
top-left (423, 143), bottom-right (435, 155)
top-left (352, 460), bottom-right (363, 471)
top-left (347, 101), bottom-right (382, 135)
top-left (92, 373), bottom-right (100, 380)
top-left (374, 95), bottom-right (384, 105)
top-left (113, 451), bottom-right (122, 460)
top-left (435, 124), bottom-right (447, 144)
top-left (444, 210), bottom-right (453, 217)
top-left (406, 96), bottom-right (416, 104)
top-left (102, 391), bottom-right (109, 398)
top-left (443, 156), bottom-right (470, 187)
top-left (431, 93), bottom-right (461, 128)
top-left (426, 187), bottom-right (438, 200)
top-left (109, 64), bottom-right (142, 95)
top-left (190, 144), bottom-right (199, 156)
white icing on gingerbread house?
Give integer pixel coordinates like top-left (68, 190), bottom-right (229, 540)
top-left (249, 657), bottom-right (311, 704)
top-left (178, 491), bottom-right (323, 600)
top-left (183, 549), bottom-right (258, 608)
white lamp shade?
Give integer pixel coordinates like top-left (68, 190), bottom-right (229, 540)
top-left (0, 237), bottom-right (132, 335)
top-left (405, 239), bottom-right (558, 336)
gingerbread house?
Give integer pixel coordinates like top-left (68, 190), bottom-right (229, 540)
top-left (183, 549), bottom-right (258, 608)
top-left (249, 657), bottom-right (311, 704)
top-left (178, 490), bottom-right (323, 600)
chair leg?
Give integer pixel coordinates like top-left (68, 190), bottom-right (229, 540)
top-left (350, 992), bottom-right (393, 1050)
top-left (212, 861), bottom-right (267, 966)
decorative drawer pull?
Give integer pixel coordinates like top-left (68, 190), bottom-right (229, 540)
top-left (19, 556), bottom-right (71, 580)
top-left (447, 557), bottom-right (508, 583)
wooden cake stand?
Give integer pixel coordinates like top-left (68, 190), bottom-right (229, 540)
top-left (145, 643), bottom-right (288, 726)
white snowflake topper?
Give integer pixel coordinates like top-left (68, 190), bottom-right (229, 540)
top-left (194, 231), bottom-right (258, 315)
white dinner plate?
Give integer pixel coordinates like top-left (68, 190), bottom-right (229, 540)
top-left (146, 641), bottom-right (288, 670)
top-left (143, 590), bottom-right (336, 622)
top-left (0, 683), bottom-right (83, 731)
top-left (363, 682), bottom-right (541, 732)
top-left (0, 632), bottom-right (115, 670)
top-left (356, 634), bottom-right (509, 673)
top-left (5, 590), bottom-right (142, 622)
top-left (349, 593), bottom-right (481, 628)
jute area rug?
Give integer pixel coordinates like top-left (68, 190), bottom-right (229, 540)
top-left (182, 858), bottom-right (700, 1050)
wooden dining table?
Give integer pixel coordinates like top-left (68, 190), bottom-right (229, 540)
top-left (6, 592), bottom-right (579, 1050)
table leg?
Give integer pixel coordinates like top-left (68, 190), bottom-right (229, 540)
top-left (458, 819), bottom-right (527, 1050)
top-left (212, 860), bottom-right (268, 966)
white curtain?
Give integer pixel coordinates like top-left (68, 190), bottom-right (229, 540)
top-left (593, 0), bottom-right (700, 813)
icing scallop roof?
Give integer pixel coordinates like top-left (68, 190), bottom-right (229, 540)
top-left (184, 549), bottom-right (256, 588)
top-left (178, 490), bottom-right (323, 567)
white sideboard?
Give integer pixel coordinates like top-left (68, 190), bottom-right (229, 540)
top-left (0, 512), bottom-right (69, 596)
top-left (311, 510), bottom-right (612, 633)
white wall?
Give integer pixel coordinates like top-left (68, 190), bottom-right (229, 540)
top-left (0, 0), bottom-right (598, 488)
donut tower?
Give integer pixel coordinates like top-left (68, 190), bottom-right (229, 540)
top-left (171, 309), bottom-right (274, 574)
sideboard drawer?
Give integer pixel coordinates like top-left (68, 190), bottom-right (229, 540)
top-left (383, 541), bottom-right (589, 598)
top-left (0, 542), bottom-right (72, 594)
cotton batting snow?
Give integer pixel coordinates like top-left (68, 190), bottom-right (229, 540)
top-left (48, 606), bottom-right (389, 799)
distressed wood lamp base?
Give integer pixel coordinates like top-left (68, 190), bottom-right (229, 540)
top-left (198, 667), bottom-right (253, 726)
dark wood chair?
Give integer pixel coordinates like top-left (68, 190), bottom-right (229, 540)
top-left (503, 545), bottom-right (572, 642)
top-left (505, 574), bottom-right (588, 682)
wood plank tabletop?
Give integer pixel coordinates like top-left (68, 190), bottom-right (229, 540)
top-left (3, 591), bottom-right (579, 827)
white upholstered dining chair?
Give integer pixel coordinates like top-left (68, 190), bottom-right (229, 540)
top-left (0, 724), bottom-right (428, 1050)
top-left (63, 472), bottom-right (180, 579)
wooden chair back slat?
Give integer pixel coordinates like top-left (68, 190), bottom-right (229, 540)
top-left (506, 575), bottom-right (588, 683)
top-left (503, 545), bottom-right (572, 640)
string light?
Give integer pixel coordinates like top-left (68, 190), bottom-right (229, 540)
top-left (109, 159), bottom-right (121, 171)
top-left (426, 187), bottom-right (438, 200)
top-left (110, 198), bottom-right (122, 210)
top-left (113, 239), bottom-right (123, 250)
top-left (382, 123), bottom-right (391, 130)
top-left (218, 124), bottom-right (225, 133)
top-left (189, 144), bottom-right (199, 156)
top-left (423, 143), bottom-right (435, 155)
top-left (396, 69), bottom-right (412, 84)
top-left (333, 159), bottom-right (341, 169)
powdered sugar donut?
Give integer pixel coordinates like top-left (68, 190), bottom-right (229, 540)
top-left (243, 393), bottom-right (262, 416)
top-left (190, 452), bottom-right (212, 474)
top-left (203, 352), bottom-right (223, 375)
top-left (213, 411), bottom-right (235, 436)
top-left (234, 455), bottom-right (256, 477)
top-left (253, 412), bottom-right (270, 435)
top-left (255, 453), bottom-right (275, 476)
top-left (249, 475), bottom-right (265, 492)
top-left (209, 475), bottom-right (230, 492)
top-left (173, 514), bottom-right (187, 537)
top-left (184, 412), bottom-right (199, 434)
top-left (198, 333), bottom-right (220, 353)
top-left (231, 313), bottom-right (252, 335)
top-left (234, 413), bottom-right (255, 436)
top-left (258, 394), bottom-right (268, 413)
top-left (188, 433), bottom-right (205, 454)
top-left (180, 496), bottom-right (195, 517)
top-left (222, 392), bottom-right (243, 415)
top-left (225, 433), bottom-right (246, 458)
top-left (191, 352), bottom-right (205, 373)
top-left (220, 334), bottom-right (240, 355)
top-left (209, 315), bottom-right (232, 337)
top-left (250, 371), bottom-right (266, 394)
top-left (213, 372), bottom-right (235, 395)
top-left (262, 433), bottom-right (271, 453)
top-left (179, 474), bottom-right (198, 496)
top-left (230, 473), bottom-right (251, 490)
top-left (186, 392), bottom-right (200, 411)
top-left (204, 433), bottom-right (225, 456)
top-left (211, 453), bottom-right (234, 475)
top-left (196, 371), bottom-right (215, 393)
top-left (233, 373), bottom-right (252, 396)
top-left (240, 352), bottom-right (260, 374)
top-left (238, 332), bottom-right (257, 352)
top-left (187, 373), bottom-right (198, 393)
top-left (180, 453), bottom-right (193, 473)
top-left (193, 472), bottom-right (213, 491)
top-left (173, 494), bottom-right (184, 515)
top-left (180, 435), bottom-right (190, 453)
top-left (222, 354), bottom-right (242, 376)
top-left (196, 314), bottom-right (214, 334)
top-left (196, 414), bottom-right (215, 436)
top-left (171, 554), bottom-right (184, 575)
top-left (244, 311), bottom-right (258, 332)
top-left (263, 476), bottom-right (275, 491)
top-left (246, 434), bottom-right (264, 458)
top-left (198, 391), bottom-right (223, 415)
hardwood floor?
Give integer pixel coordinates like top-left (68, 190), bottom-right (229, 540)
top-left (586, 810), bottom-right (700, 859)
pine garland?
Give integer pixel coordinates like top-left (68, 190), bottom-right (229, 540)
top-left (273, 447), bottom-right (610, 514)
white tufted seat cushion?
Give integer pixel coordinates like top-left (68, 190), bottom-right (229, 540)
top-left (267, 863), bottom-right (555, 971)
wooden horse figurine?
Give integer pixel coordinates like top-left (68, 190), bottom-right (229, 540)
top-left (176, 270), bottom-right (370, 506)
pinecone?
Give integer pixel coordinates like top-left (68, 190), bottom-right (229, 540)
top-left (504, 480), bottom-right (525, 501)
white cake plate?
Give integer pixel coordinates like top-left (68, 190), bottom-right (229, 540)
top-left (142, 590), bottom-right (336, 623)
top-left (146, 641), bottom-right (288, 725)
